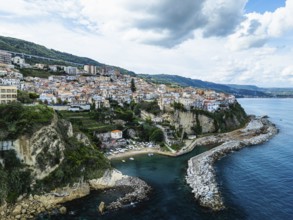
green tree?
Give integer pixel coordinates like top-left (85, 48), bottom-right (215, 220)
top-left (17, 90), bottom-right (32, 103)
top-left (150, 129), bottom-right (164, 143)
top-left (57, 98), bottom-right (62, 105)
top-left (131, 78), bottom-right (136, 93)
top-left (29, 92), bottom-right (39, 100)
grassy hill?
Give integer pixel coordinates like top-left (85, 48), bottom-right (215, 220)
top-left (0, 36), bottom-right (101, 66)
top-left (0, 35), bottom-right (135, 75)
top-left (139, 74), bottom-right (271, 97)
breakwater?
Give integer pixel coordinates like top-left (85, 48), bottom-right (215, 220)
top-left (186, 116), bottom-right (278, 211)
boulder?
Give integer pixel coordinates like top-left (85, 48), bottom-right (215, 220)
top-left (98, 201), bottom-right (105, 214)
top-left (59, 206), bottom-right (67, 215)
top-left (12, 205), bottom-right (22, 215)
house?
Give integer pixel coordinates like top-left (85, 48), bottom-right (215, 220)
top-left (49, 65), bottom-right (58, 72)
top-left (111, 130), bottom-right (123, 139)
top-left (11, 56), bottom-right (25, 65)
top-left (39, 93), bottom-right (57, 104)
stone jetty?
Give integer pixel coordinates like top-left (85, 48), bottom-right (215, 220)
top-left (186, 116), bottom-right (278, 211)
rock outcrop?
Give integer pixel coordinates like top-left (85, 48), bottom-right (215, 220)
top-left (13, 115), bottom-right (73, 179)
top-left (0, 182), bottom-right (90, 220)
top-left (90, 169), bottom-right (151, 211)
top-left (186, 117), bottom-right (278, 211)
top-left (1, 169), bottom-right (151, 219)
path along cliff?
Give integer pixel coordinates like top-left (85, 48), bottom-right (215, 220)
top-left (185, 116), bottom-right (278, 211)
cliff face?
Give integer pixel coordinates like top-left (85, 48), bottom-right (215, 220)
top-left (172, 102), bottom-right (247, 135)
top-left (13, 114), bottom-right (74, 179)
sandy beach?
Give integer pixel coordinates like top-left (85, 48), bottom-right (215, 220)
top-left (107, 147), bottom-right (175, 160)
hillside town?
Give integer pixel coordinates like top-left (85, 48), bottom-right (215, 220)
top-left (0, 50), bottom-right (236, 112)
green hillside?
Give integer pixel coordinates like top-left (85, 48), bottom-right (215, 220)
top-left (0, 35), bottom-right (135, 75)
top-left (139, 74), bottom-right (271, 98)
top-left (0, 36), bottom-right (101, 66)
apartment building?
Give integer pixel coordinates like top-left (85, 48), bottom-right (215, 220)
top-left (0, 51), bottom-right (12, 65)
top-left (0, 85), bottom-right (17, 104)
top-left (84, 65), bottom-right (97, 75)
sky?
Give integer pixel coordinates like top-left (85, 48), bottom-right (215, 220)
top-left (0, 0), bottom-right (292, 88)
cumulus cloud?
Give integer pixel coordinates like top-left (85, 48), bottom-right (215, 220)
top-left (202, 0), bottom-right (246, 37)
top-left (228, 0), bottom-right (293, 50)
top-left (124, 0), bottom-right (247, 47)
top-left (3, 0), bottom-right (248, 48)
top-left (0, 0), bottom-right (293, 87)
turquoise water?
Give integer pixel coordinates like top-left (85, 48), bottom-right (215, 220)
top-left (47, 99), bottom-right (293, 220)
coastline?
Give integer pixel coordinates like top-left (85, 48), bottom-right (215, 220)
top-left (0, 116), bottom-right (278, 219)
top-left (185, 116), bottom-right (278, 211)
top-left (0, 169), bottom-right (151, 219)
top-left (107, 147), bottom-right (174, 160)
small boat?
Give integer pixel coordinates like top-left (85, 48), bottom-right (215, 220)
top-left (129, 157), bottom-right (134, 160)
top-left (148, 153), bottom-right (154, 156)
top-left (122, 160), bottom-right (126, 162)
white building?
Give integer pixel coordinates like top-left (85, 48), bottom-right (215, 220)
top-left (64, 66), bottom-right (78, 75)
top-left (39, 93), bottom-right (57, 104)
top-left (11, 56), bottom-right (25, 65)
top-left (111, 130), bottom-right (123, 139)
top-left (49, 65), bottom-right (58, 72)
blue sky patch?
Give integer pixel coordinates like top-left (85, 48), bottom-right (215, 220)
top-left (245, 0), bottom-right (286, 13)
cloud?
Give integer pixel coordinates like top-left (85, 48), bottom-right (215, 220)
top-left (202, 0), bottom-right (247, 37)
top-left (123, 0), bottom-right (247, 47)
top-left (0, 0), bottom-right (293, 87)
top-left (10, 0), bottom-right (248, 48)
top-left (228, 0), bottom-right (293, 50)
top-left (0, 0), bottom-right (248, 48)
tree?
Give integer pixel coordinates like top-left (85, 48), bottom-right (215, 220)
top-left (17, 90), bottom-right (32, 104)
top-left (131, 78), bottom-right (136, 93)
top-left (29, 92), bottom-right (39, 100)
top-left (57, 98), bottom-right (62, 105)
top-left (150, 129), bottom-right (164, 143)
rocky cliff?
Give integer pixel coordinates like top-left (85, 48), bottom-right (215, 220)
top-left (172, 102), bottom-right (247, 135)
top-left (13, 114), bottom-right (74, 179)
top-left (0, 104), bottom-right (111, 206)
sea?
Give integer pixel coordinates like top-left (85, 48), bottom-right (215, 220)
top-left (43, 98), bottom-right (293, 220)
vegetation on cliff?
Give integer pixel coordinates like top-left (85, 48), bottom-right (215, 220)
top-left (0, 103), bottom-right (54, 140)
top-left (191, 102), bottom-right (248, 134)
top-left (35, 137), bottom-right (110, 192)
top-left (0, 151), bottom-right (32, 204)
top-left (0, 103), bottom-right (110, 205)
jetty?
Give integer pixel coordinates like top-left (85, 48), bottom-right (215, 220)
top-left (186, 116), bottom-right (278, 211)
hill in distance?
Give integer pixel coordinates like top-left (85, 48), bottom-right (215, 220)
top-left (0, 35), bottom-right (135, 76)
top-left (0, 35), bottom-right (292, 97)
